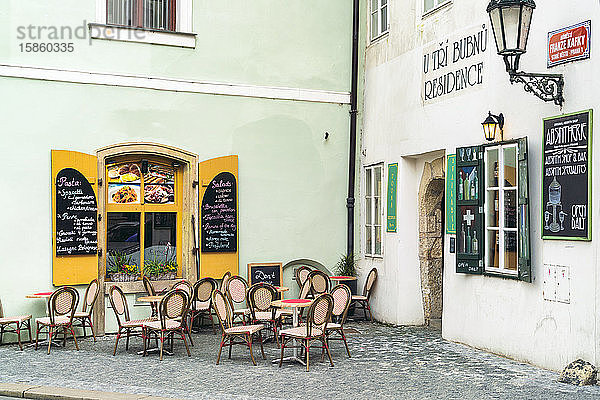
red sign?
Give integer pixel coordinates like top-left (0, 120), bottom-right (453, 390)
top-left (548, 21), bottom-right (591, 67)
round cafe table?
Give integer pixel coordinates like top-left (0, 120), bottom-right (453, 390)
top-left (26, 292), bottom-right (58, 348)
top-left (329, 276), bottom-right (357, 287)
top-left (136, 295), bottom-right (170, 356)
top-left (271, 298), bottom-right (312, 365)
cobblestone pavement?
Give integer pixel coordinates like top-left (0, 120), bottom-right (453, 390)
top-left (0, 322), bottom-right (599, 400)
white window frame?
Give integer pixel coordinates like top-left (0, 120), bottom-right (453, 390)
top-left (423, 0), bottom-right (452, 17)
top-left (364, 163), bottom-right (384, 257)
top-left (91, 0), bottom-right (195, 48)
top-left (370, 0), bottom-right (389, 41)
top-left (484, 143), bottom-right (518, 275)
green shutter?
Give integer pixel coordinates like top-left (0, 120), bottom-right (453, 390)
top-left (517, 138), bottom-right (532, 282)
top-left (455, 146), bottom-right (484, 274)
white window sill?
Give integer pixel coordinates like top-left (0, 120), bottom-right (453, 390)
top-left (369, 31), bottom-right (389, 47)
top-left (422, 1), bottom-right (452, 19)
top-left (88, 23), bottom-right (196, 48)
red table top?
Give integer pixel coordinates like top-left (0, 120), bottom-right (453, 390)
top-left (330, 276), bottom-right (357, 280)
top-left (281, 299), bottom-right (311, 304)
top-left (33, 292), bottom-right (54, 296)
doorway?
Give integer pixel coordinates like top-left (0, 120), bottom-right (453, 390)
top-left (418, 157), bottom-right (445, 328)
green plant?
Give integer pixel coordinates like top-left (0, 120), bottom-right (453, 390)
top-left (107, 250), bottom-right (138, 274)
top-left (334, 253), bottom-right (357, 277)
top-left (144, 244), bottom-right (178, 276)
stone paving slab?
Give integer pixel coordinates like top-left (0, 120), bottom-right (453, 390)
top-left (0, 383), bottom-right (41, 398)
top-left (0, 322), bottom-right (599, 399)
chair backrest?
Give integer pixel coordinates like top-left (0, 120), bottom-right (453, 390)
top-left (247, 283), bottom-right (277, 321)
top-left (226, 275), bottom-right (248, 305)
top-left (308, 270), bottom-right (330, 296)
top-left (212, 289), bottom-right (233, 331)
top-left (49, 286), bottom-right (79, 325)
top-left (0, 298), bottom-right (4, 318)
top-left (220, 271), bottom-right (232, 291)
top-left (82, 279), bottom-right (99, 312)
top-left (158, 289), bottom-right (189, 330)
top-left (143, 276), bottom-right (157, 296)
top-left (295, 266), bottom-right (313, 289)
top-left (109, 285), bottom-right (130, 326)
top-left (299, 279), bottom-right (311, 300)
top-left (193, 278), bottom-right (216, 304)
top-left (171, 280), bottom-right (193, 298)
top-left (305, 293), bottom-right (333, 337)
top-left (363, 268), bottom-right (378, 299)
top-left (330, 284), bottom-right (352, 324)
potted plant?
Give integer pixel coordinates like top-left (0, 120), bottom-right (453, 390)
top-left (107, 251), bottom-right (140, 282)
top-left (334, 253), bottom-right (358, 295)
top-left (144, 245), bottom-right (178, 281)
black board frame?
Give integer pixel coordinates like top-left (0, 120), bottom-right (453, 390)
top-left (247, 262), bottom-right (283, 286)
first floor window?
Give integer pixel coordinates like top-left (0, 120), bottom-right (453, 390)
top-left (365, 164), bottom-right (383, 256)
top-left (370, 0), bottom-right (388, 40)
top-left (107, 0), bottom-right (176, 31)
top-left (424, 0), bottom-right (450, 14)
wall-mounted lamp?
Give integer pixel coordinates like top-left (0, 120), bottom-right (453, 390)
top-left (482, 112), bottom-right (504, 142)
top-left (487, 0), bottom-right (564, 107)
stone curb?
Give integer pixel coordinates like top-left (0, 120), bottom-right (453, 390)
top-left (0, 383), bottom-right (184, 400)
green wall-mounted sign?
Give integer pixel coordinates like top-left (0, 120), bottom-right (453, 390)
top-left (387, 163), bottom-right (398, 232)
top-left (445, 154), bottom-right (456, 234)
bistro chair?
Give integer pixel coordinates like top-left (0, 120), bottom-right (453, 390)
top-left (73, 278), bottom-right (99, 341)
top-left (143, 289), bottom-right (192, 361)
top-left (307, 270), bottom-right (330, 298)
top-left (220, 271), bottom-right (232, 291)
top-left (297, 279), bottom-right (312, 323)
top-left (279, 293), bottom-right (334, 372)
top-left (109, 285), bottom-right (156, 356)
top-left (351, 268), bottom-right (378, 322)
top-left (212, 289), bottom-right (266, 366)
top-left (143, 276), bottom-right (158, 317)
top-left (225, 275), bottom-right (250, 324)
top-left (171, 280), bottom-right (194, 346)
top-left (0, 298), bottom-right (32, 350)
top-left (294, 266), bottom-right (313, 291)
top-left (190, 278), bottom-right (217, 334)
top-left (247, 283), bottom-right (284, 344)
top-left (325, 284), bottom-right (352, 357)
top-left (35, 286), bottom-right (79, 354)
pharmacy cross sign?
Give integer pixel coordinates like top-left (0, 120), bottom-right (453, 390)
top-left (463, 209), bottom-right (475, 226)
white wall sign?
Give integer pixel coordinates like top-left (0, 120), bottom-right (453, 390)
top-left (422, 23), bottom-right (490, 105)
top-left (543, 264), bottom-right (557, 301)
top-left (543, 264), bottom-right (571, 303)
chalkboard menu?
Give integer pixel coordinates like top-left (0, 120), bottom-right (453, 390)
top-left (248, 263), bottom-right (282, 286)
top-left (542, 110), bottom-right (592, 240)
top-left (201, 172), bottom-right (237, 252)
top-left (55, 168), bottom-right (98, 255)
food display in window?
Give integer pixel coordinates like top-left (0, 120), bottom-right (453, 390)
top-left (144, 164), bottom-right (174, 184)
top-left (108, 184), bottom-right (140, 204)
top-left (144, 184), bottom-right (174, 204)
top-left (143, 164), bottom-right (175, 204)
top-left (107, 163), bottom-right (141, 183)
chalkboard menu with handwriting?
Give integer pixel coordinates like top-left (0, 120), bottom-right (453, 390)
top-left (248, 263), bottom-right (282, 286)
top-left (542, 110), bottom-right (592, 240)
top-left (55, 168), bottom-right (98, 255)
top-left (201, 172), bottom-right (237, 252)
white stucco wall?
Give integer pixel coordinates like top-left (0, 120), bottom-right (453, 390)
top-left (360, 0), bottom-right (600, 371)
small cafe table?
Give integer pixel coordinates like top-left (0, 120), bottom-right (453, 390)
top-left (271, 298), bottom-right (312, 365)
top-left (136, 295), bottom-right (171, 356)
top-left (329, 276), bottom-right (357, 287)
top-left (26, 292), bottom-right (59, 348)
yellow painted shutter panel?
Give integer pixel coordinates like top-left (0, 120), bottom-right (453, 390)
top-left (52, 150), bottom-right (98, 286)
top-left (199, 155), bottom-right (239, 278)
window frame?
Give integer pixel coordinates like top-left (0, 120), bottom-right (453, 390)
top-left (364, 163), bottom-right (384, 257)
top-left (370, 0), bottom-right (389, 42)
top-left (423, 0), bottom-right (452, 17)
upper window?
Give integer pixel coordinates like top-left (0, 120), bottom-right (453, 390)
top-left (370, 0), bottom-right (389, 40)
top-left (424, 0), bottom-right (450, 15)
top-left (107, 0), bottom-right (177, 31)
top-left (365, 164), bottom-right (383, 256)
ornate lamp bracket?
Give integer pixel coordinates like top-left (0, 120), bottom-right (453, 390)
top-left (508, 70), bottom-right (565, 107)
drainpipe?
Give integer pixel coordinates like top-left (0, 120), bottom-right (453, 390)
top-left (347, 0), bottom-right (360, 257)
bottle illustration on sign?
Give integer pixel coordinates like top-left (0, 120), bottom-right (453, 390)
top-left (458, 171), bottom-right (464, 200)
top-left (472, 230), bottom-right (478, 253)
top-left (460, 223), bottom-right (466, 253)
top-left (461, 209), bottom-right (477, 254)
top-left (459, 167), bottom-right (478, 201)
top-left (544, 176), bottom-right (567, 233)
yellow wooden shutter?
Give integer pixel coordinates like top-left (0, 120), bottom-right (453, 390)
top-left (51, 150), bottom-right (98, 286)
top-left (199, 155), bottom-right (239, 278)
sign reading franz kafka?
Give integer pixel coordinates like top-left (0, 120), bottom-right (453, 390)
top-left (547, 20), bottom-right (591, 68)
top-left (55, 168), bottom-right (98, 255)
top-left (542, 110), bottom-right (593, 241)
top-left (201, 171), bottom-right (238, 252)
top-left (422, 23), bottom-right (490, 105)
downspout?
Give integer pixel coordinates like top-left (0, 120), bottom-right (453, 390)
top-left (347, 0), bottom-right (360, 257)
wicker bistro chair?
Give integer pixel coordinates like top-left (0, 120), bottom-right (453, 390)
top-left (212, 290), bottom-right (266, 366)
top-left (307, 270), bottom-right (331, 299)
top-left (142, 289), bottom-right (192, 361)
top-left (170, 280), bottom-right (194, 346)
top-left (142, 276), bottom-right (158, 317)
top-left (297, 280), bottom-right (312, 323)
top-left (190, 278), bottom-right (217, 334)
top-left (220, 271), bottom-right (232, 291)
top-left (35, 287), bottom-right (79, 354)
top-left (279, 293), bottom-right (335, 372)
top-left (225, 275), bottom-right (250, 324)
top-left (351, 268), bottom-right (378, 322)
top-left (73, 279), bottom-right (99, 341)
top-left (325, 284), bottom-right (352, 357)
top-left (294, 266), bottom-right (313, 291)
top-left (0, 298), bottom-right (32, 350)
top-left (247, 283), bottom-right (285, 344)
top-left (109, 285), bottom-right (157, 356)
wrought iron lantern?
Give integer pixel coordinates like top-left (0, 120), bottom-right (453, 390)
top-left (482, 112), bottom-right (504, 142)
top-left (486, 0), bottom-right (564, 106)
